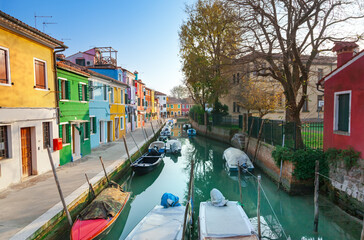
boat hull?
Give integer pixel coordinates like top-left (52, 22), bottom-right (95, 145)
top-left (131, 152), bottom-right (163, 175)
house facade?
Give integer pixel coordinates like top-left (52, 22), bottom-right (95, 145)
top-left (0, 11), bottom-right (66, 190)
top-left (108, 80), bottom-right (128, 141)
top-left (167, 97), bottom-right (182, 117)
top-left (318, 42), bottom-right (364, 158)
top-left (155, 91), bottom-right (167, 118)
top-left (57, 61), bottom-right (91, 165)
top-left (135, 78), bottom-right (146, 128)
top-left (122, 69), bottom-right (137, 132)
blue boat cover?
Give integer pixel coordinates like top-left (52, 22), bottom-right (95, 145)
top-left (161, 193), bottom-right (181, 208)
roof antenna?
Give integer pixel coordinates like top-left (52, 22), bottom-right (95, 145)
top-left (43, 22), bottom-right (57, 33)
top-left (34, 13), bottom-right (52, 29)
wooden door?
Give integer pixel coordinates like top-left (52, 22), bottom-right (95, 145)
top-left (21, 128), bottom-right (32, 177)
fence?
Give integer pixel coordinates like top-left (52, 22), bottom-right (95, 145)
top-left (247, 116), bottom-right (323, 150)
top-left (189, 112), bottom-right (244, 129)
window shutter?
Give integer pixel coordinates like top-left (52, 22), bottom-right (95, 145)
top-left (59, 124), bottom-right (63, 140)
top-left (58, 79), bottom-right (62, 99)
top-left (86, 85), bottom-right (89, 101)
top-left (86, 122), bottom-right (90, 138)
top-left (66, 81), bottom-right (71, 99)
top-left (67, 124), bottom-right (71, 143)
top-left (78, 83), bottom-right (82, 101)
top-left (92, 117), bottom-right (97, 133)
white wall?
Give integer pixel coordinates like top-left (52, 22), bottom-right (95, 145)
top-left (0, 108), bottom-right (59, 191)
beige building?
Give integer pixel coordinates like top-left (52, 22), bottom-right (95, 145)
top-left (220, 55), bottom-right (336, 120)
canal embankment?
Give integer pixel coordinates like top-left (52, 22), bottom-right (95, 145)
top-left (0, 120), bottom-right (164, 240)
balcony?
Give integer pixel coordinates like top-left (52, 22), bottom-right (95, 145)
top-left (94, 47), bottom-right (117, 67)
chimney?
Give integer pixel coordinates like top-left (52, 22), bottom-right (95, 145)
top-left (56, 54), bottom-right (65, 60)
top-left (332, 41), bottom-right (359, 67)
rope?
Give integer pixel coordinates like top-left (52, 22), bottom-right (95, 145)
top-left (317, 172), bottom-right (342, 185)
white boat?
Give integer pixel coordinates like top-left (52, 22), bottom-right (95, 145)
top-left (183, 123), bottom-right (191, 129)
top-left (165, 139), bottom-right (182, 154)
top-left (223, 147), bottom-right (254, 172)
top-left (199, 189), bottom-right (258, 240)
top-left (148, 141), bottom-right (166, 153)
top-left (187, 128), bottom-right (196, 136)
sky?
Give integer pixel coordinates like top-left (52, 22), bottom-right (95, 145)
top-left (0, 0), bottom-right (195, 95)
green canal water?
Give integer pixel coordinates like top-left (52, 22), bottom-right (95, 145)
top-left (59, 122), bottom-right (361, 239)
top-left (101, 124), bottom-right (361, 240)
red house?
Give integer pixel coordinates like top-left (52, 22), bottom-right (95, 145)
top-left (318, 42), bottom-right (364, 158)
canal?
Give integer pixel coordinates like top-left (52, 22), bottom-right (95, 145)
top-left (61, 122), bottom-right (362, 239)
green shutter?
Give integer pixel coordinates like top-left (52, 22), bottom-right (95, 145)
top-left (58, 79), bottom-right (62, 100)
top-left (78, 83), bottom-right (82, 101)
top-left (67, 124), bottom-right (71, 143)
top-left (66, 81), bottom-right (71, 100)
top-left (59, 124), bottom-right (62, 140)
top-left (338, 94), bottom-right (350, 132)
top-left (86, 122), bottom-right (90, 138)
top-left (92, 117), bottom-right (97, 134)
top-left (86, 84), bottom-right (89, 101)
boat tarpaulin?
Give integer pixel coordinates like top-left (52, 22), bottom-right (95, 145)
top-left (79, 187), bottom-right (128, 220)
top-left (223, 147), bottom-right (253, 169)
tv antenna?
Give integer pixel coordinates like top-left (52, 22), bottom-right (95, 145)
top-left (43, 22), bottom-right (57, 32)
top-left (61, 38), bottom-right (72, 41)
top-left (34, 13), bottom-right (52, 29)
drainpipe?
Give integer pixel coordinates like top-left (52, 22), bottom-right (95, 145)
top-left (53, 47), bottom-right (66, 125)
top-left (316, 82), bottom-right (324, 93)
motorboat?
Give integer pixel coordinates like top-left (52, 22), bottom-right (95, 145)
top-left (199, 188), bottom-right (258, 240)
top-left (183, 123), bottom-right (192, 129)
top-left (165, 139), bottom-right (182, 154)
top-left (158, 135), bottom-right (169, 142)
top-left (71, 183), bottom-right (130, 240)
top-left (125, 193), bottom-right (192, 240)
top-left (223, 147), bottom-right (254, 172)
top-left (187, 128), bottom-right (196, 136)
top-left (131, 149), bottom-right (163, 175)
top-left (148, 141), bottom-right (166, 153)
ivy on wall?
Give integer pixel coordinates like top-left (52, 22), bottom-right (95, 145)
top-left (325, 147), bottom-right (361, 170)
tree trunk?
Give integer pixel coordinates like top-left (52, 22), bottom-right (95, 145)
top-left (245, 116), bottom-right (254, 152)
top-left (285, 102), bottom-right (304, 149)
top-left (253, 119), bottom-right (265, 162)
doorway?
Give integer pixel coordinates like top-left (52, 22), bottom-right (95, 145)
top-left (100, 121), bottom-right (105, 143)
top-left (107, 121), bottom-right (113, 142)
top-left (115, 118), bottom-right (119, 139)
top-left (72, 124), bottom-right (81, 160)
top-left (21, 127), bottom-right (32, 177)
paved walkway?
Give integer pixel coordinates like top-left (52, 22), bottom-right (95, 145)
top-left (0, 120), bottom-right (164, 240)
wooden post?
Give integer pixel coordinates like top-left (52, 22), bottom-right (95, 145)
top-left (238, 166), bottom-right (243, 204)
top-left (257, 175), bottom-right (261, 239)
top-left (122, 135), bottom-right (132, 164)
top-left (245, 117), bottom-right (255, 152)
top-left (141, 126), bottom-right (147, 141)
top-left (150, 122), bottom-right (156, 136)
top-left (99, 156), bottom-right (110, 185)
top-left (253, 119), bottom-right (265, 162)
top-left (314, 160), bottom-right (320, 232)
top-left (143, 126), bottom-right (148, 139)
top-left (47, 147), bottom-right (73, 226)
top-left (182, 158), bottom-right (194, 240)
top-left (277, 160), bottom-right (283, 190)
top-left (361, 218), bottom-right (364, 240)
top-left (129, 131), bottom-right (142, 155)
top-left (85, 173), bottom-right (95, 197)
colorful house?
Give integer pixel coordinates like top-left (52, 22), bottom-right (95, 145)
top-left (155, 91), bottom-right (167, 118)
top-left (167, 97), bottom-right (182, 117)
top-left (87, 70), bottom-right (113, 149)
top-left (318, 42), bottom-right (364, 158)
top-left (135, 78), bottom-right (146, 128)
top-left (108, 80), bottom-right (128, 141)
top-left (181, 98), bottom-right (194, 116)
top-left (151, 89), bottom-right (157, 120)
top-left (145, 87), bottom-right (152, 122)
top-left (0, 11), bottom-right (67, 190)
top-left (57, 60), bottom-right (91, 164)
top-left (122, 69), bottom-right (137, 132)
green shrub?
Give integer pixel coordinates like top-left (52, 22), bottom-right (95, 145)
top-left (325, 147), bottom-right (360, 170)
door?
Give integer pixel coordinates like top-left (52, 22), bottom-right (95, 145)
top-left (72, 124), bottom-right (81, 160)
top-left (115, 118), bottom-right (119, 139)
top-left (21, 127), bottom-right (32, 177)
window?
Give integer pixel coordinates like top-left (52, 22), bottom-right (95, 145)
top-left (233, 102), bottom-right (236, 112)
top-left (171, 105), bottom-right (173, 109)
top-left (86, 61), bottom-right (91, 66)
top-left (182, 104), bottom-right (184, 108)
top-left (317, 68), bottom-right (323, 82)
top-left (59, 79), bottom-right (70, 100)
top-left (302, 97), bottom-right (309, 112)
top-left (109, 87), bottom-right (114, 103)
top-left (171, 111), bottom-right (174, 115)
top-left (163, 104), bottom-right (166, 107)
top-left (0, 47), bottom-right (10, 85)
top-left (120, 117), bottom-right (124, 130)
top-left (79, 83), bottom-right (88, 101)
top-left (138, 98), bottom-right (141, 106)
top-left (43, 122), bottom-right (51, 149)
top-left (76, 58), bottom-right (85, 66)
top-left (60, 124), bottom-right (71, 144)
top-left (317, 95), bottom-right (323, 112)
top-left (103, 84), bottom-right (107, 101)
top-left (0, 126), bottom-right (9, 160)
top-left (83, 123), bottom-right (90, 139)
top-left (167, 104), bottom-right (169, 107)
top-left (34, 59), bottom-right (47, 89)
top-left (121, 89), bottom-right (124, 104)
top-left (142, 99), bottom-right (145, 106)
top-left (178, 105), bottom-right (180, 108)
top-left (90, 117), bottom-right (96, 134)
top-left (178, 111), bottom-right (180, 115)
top-left (89, 81), bottom-right (94, 100)
top-left (118, 74), bottom-right (122, 81)
top-left (334, 91), bottom-right (351, 133)
top-left (163, 97), bottom-right (166, 100)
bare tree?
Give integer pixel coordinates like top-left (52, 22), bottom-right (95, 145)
top-left (230, 0), bottom-right (364, 148)
top-left (170, 85), bottom-right (189, 99)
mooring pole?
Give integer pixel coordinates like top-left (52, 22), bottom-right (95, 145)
top-left (257, 175), bottom-right (261, 239)
top-left (47, 147), bottom-right (73, 226)
top-left (361, 218), bottom-right (364, 240)
top-left (277, 160), bottom-right (283, 190)
top-left (129, 131), bottom-right (142, 155)
top-left (99, 156), bottom-right (110, 185)
top-left (314, 160), bottom-right (320, 232)
top-left (141, 126), bottom-right (147, 142)
top-left (143, 126), bottom-right (149, 139)
top-left (182, 158), bottom-right (194, 240)
top-left (85, 173), bottom-right (95, 197)
top-left (150, 122), bottom-right (156, 136)
top-left (122, 135), bottom-right (132, 164)
top-left (238, 166), bottom-right (243, 204)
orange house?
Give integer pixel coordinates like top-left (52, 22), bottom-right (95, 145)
top-left (135, 79), bottom-right (145, 128)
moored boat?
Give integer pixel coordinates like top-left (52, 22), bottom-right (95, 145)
top-left (199, 188), bottom-right (258, 240)
top-left (148, 141), bottom-right (166, 153)
top-left (223, 147), bottom-right (254, 172)
top-left (183, 123), bottom-right (191, 129)
top-left (165, 139), bottom-right (182, 154)
top-left (125, 193), bottom-right (192, 240)
top-left (187, 128), bottom-right (196, 136)
top-left (131, 149), bottom-right (163, 175)
top-left (71, 183), bottom-right (130, 240)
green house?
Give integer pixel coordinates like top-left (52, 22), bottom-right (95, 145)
top-left (57, 61), bottom-right (91, 165)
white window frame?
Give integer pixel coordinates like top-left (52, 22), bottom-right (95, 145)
top-left (83, 123), bottom-right (89, 140)
top-left (110, 87), bottom-right (114, 103)
top-left (333, 90), bottom-right (351, 135)
top-left (0, 124), bottom-right (12, 160)
top-left (120, 116), bottom-right (124, 130)
top-left (58, 77), bottom-right (69, 101)
top-left (0, 46), bottom-right (11, 87)
top-left (90, 116), bottom-right (95, 135)
top-left (33, 57), bottom-right (48, 91)
top-left (120, 89), bottom-right (124, 104)
top-left (60, 122), bottom-right (70, 146)
top-left (79, 82), bottom-right (87, 102)
top-left (89, 80), bottom-right (94, 100)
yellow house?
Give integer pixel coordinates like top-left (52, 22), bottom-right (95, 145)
top-left (109, 82), bottom-right (128, 141)
top-left (151, 89), bottom-right (156, 120)
top-left (167, 97), bottom-right (182, 117)
top-left (0, 11), bottom-right (67, 190)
